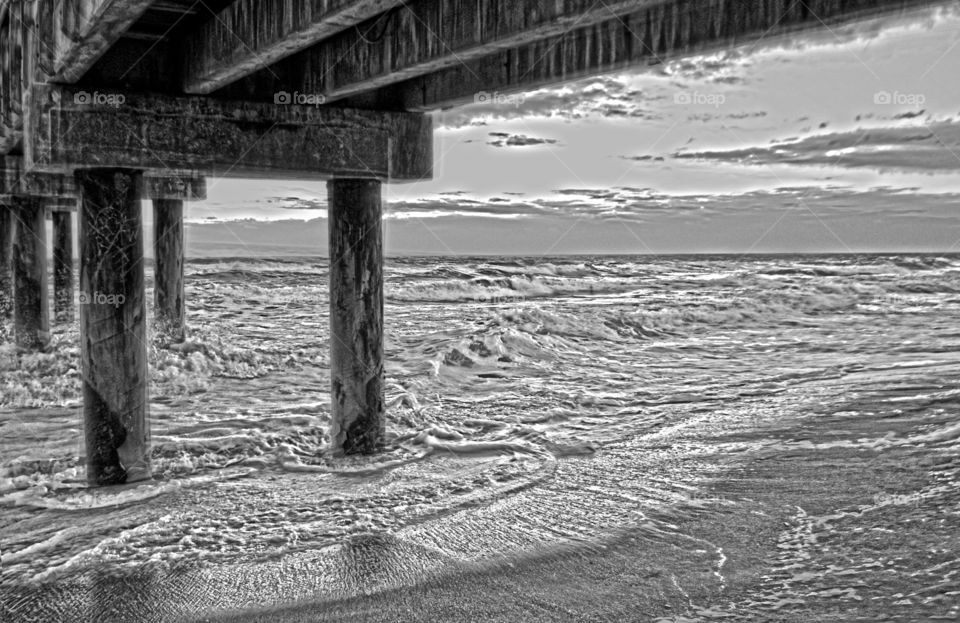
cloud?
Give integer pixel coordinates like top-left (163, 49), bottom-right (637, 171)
top-left (673, 117), bottom-right (960, 173)
top-left (437, 76), bottom-right (666, 127)
top-left (266, 196), bottom-right (326, 210)
top-left (892, 110), bottom-right (927, 120)
top-left (184, 186), bottom-right (960, 256)
top-left (658, 52), bottom-right (751, 83)
top-left (620, 155), bottom-right (665, 162)
top-left (487, 132), bottom-right (558, 147)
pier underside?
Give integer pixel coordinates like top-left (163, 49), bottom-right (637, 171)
top-left (0, 0), bottom-right (949, 478)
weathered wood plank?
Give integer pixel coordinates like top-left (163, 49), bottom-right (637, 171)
top-left (152, 198), bottom-right (185, 341)
top-left (145, 174), bottom-right (206, 200)
top-left (1, 0), bottom-right (24, 136)
top-left (26, 85), bottom-right (432, 182)
top-left (184, 0), bottom-right (405, 94)
top-left (81, 37), bottom-right (178, 93)
top-left (328, 178), bottom-right (384, 455)
top-left (0, 201), bottom-right (13, 320)
top-left (0, 126), bottom-right (19, 153)
top-left (44, 198), bottom-right (79, 215)
top-left (370, 0), bottom-right (942, 110)
top-left (222, 0), bottom-right (666, 105)
top-left (2, 155), bottom-right (207, 201)
top-left (77, 167), bottom-right (151, 485)
top-left (12, 196), bottom-right (49, 350)
top-left (51, 0), bottom-right (156, 82)
top-left (52, 209), bottom-right (75, 323)
top-left (1, 156), bottom-right (77, 198)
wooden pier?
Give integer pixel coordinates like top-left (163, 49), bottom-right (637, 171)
top-left (0, 0), bottom-right (945, 484)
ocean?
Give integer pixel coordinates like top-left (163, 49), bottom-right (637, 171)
top-left (2, 253), bottom-right (959, 621)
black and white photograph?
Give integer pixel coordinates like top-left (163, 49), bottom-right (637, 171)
top-left (1, 1), bottom-right (959, 621)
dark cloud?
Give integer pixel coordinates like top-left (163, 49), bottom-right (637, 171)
top-left (711, 75), bottom-right (745, 85)
top-left (487, 133), bottom-right (558, 147)
top-left (620, 155), bottom-right (665, 162)
top-left (673, 118), bottom-right (960, 172)
top-left (265, 196), bottom-right (326, 210)
top-left (892, 110), bottom-right (926, 120)
top-left (685, 111), bottom-right (768, 123)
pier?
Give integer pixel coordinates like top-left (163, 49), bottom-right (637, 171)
top-left (0, 0), bottom-right (947, 485)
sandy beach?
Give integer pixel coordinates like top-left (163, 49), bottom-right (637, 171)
top-left (197, 400), bottom-right (958, 623)
top-left (8, 368), bottom-right (955, 622)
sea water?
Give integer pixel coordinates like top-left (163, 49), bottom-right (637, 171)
top-left (1, 254), bottom-right (959, 620)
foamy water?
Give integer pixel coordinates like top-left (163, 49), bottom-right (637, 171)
top-left (2, 254), bottom-right (959, 620)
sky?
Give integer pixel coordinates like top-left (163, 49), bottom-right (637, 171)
top-left (177, 4), bottom-right (960, 257)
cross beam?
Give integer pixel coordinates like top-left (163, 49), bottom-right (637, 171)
top-left (184, 0), bottom-right (408, 95)
top-left (1, 156), bottom-right (208, 200)
top-left (25, 85), bottom-right (432, 182)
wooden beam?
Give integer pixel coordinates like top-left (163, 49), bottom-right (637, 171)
top-left (80, 37), bottom-right (179, 93)
top-left (1, 156), bottom-right (77, 198)
top-left (3, 155), bottom-right (207, 201)
top-left (77, 167), bottom-right (151, 485)
top-left (371, 0), bottom-right (944, 111)
top-left (12, 195), bottom-right (49, 350)
top-left (1, 0), bottom-right (24, 138)
top-left (221, 0), bottom-right (666, 105)
top-left (0, 127), bottom-right (20, 153)
top-left (25, 85), bottom-right (432, 182)
top-left (183, 0), bottom-right (406, 95)
top-left (153, 198), bottom-right (185, 341)
top-left (328, 178), bottom-right (384, 454)
top-left (145, 174), bottom-right (206, 201)
top-left (50, 0), bottom-right (156, 82)
top-left (0, 200), bottom-right (13, 320)
top-left (44, 198), bottom-right (79, 215)
top-left (52, 210), bottom-right (74, 323)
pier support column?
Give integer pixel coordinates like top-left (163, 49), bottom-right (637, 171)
top-left (152, 199), bottom-right (185, 341)
top-left (52, 210), bottom-right (75, 323)
top-left (328, 179), bottom-right (385, 454)
top-left (76, 168), bottom-right (150, 486)
top-left (12, 197), bottom-right (50, 350)
top-left (0, 203), bottom-right (13, 319)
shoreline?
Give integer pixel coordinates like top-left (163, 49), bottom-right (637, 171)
top-left (193, 405), bottom-right (958, 623)
top-left (3, 374), bottom-right (958, 622)
top-left (3, 403), bottom-right (956, 621)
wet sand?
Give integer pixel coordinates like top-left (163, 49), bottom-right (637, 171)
top-left (4, 394), bottom-right (957, 622)
top-left (192, 404), bottom-right (960, 622)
